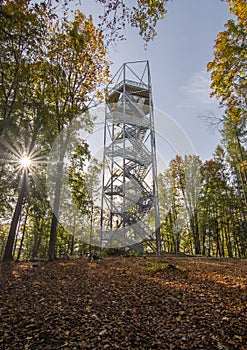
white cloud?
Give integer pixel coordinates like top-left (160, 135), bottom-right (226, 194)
top-left (180, 70), bottom-right (214, 107)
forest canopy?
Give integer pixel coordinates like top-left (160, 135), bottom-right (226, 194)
top-left (0, 0), bottom-right (246, 261)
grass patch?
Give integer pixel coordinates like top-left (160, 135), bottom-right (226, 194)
top-left (146, 262), bottom-right (181, 272)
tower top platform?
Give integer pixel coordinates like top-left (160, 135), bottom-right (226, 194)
top-left (107, 79), bottom-right (150, 104)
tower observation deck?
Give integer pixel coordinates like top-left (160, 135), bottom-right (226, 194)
top-left (100, 61), bottom-right (160, 252)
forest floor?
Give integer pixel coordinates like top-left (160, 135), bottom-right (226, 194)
top-left (0, 255), bottom-right (246, 350)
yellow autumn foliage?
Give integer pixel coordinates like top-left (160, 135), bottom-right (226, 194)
top-left (207, 0), bottom-right (247, 124)
top-left (227, 0), bottom-right (247, 25)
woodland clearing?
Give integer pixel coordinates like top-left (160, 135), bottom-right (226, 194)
top-left (0, 255), bottom-right (246, 349)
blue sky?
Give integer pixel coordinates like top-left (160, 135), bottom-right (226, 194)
top-left (80, 0), bottom-right (232, 166)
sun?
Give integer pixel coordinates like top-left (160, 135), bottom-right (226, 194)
top-left (19, 155), bottom-right (32, 168)
top-left (0, 134), bottom-right (47, 193)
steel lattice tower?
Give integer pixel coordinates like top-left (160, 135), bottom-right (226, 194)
top-left (100, 61), bottom-right (160, 252)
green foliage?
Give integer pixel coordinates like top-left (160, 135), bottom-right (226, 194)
top-left (0, 0), bottom-right (51, 134)
top-left (96, 0), bottom-right (167, 45)
top-left (159, 155), bottom-right (202, 255)
top-left (207, 0), bottom-right (247, 124)
top-left (158, 150), bottom-right (247, 258)
top-left (43, 0), bottom-right (168, 46)
top-left (0, 0), bottom-right (109, 261)
top-left (69, 143), bottom-right (91, 215)
top-left (1, 0), bottom-right (247, 260)
top-left (201, 0), bottom-right (247, 258)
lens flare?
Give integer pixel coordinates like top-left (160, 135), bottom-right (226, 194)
top-left (0, 135), bottom-right (47, 195)
top-left (19, 155), bottom-right (31, 168)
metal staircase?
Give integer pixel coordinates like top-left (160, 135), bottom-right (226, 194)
top-left (100, 61), bottom-right (160, 252)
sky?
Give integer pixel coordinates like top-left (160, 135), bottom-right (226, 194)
top-left (79, 0), bottom-right (233, 168)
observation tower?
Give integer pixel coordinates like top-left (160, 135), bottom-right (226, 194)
top-left (100, 61), bottom-right (160, 253)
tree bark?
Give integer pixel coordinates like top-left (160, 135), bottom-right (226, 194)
top-left (190, 210), bottom-right (201, 255)
top-left (48, 148), bottom-right (65, 261)
top-left (48, 211), bottom-right (59, 261)
top-left (16, 210), bottom-right (28, 261)
top-left (2, 173), bottom-right (26, 262)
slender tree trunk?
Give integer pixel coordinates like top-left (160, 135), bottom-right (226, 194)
top-left (208, 231), bottom-right (211, 257)
top-left (2, 173), bottom-right (26, 262)
top-left (47, 126), bottom-right (72, 261)
top-left (16, 210), bottom-right (28, 261)
top-left (68, 214), bottom-right (77, 256)
top-left (48, 149), bottom-right (64, 261)
top-left (69, 235), bottom-right (74, 256)
top-left (32, 231), bottom-right (40, 258)
top-left (236, 133), bottom-right (247, 206)
top-left (221, 220), bottom-right (225, 258)
top-left (0, 237), bottom-right (6, 259)
top-left (215, 217), bottom-right (221, 257)
top-left (48, 213), bottom-right (59, 261)
top-left (13, 214), bottom-right (23, 258)
top-left (32, 218), bottom-right (42, 258)
top-left (225, 224), bottom-right (233, 258)
top-left (202, 224), bottom-right (206, 256)
top-left (90, 202), bottom-right (94, 255)
top-left (191, 211), bottom-right (200, 255)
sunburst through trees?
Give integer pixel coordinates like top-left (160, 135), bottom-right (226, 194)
top-left (0, 134), bottom-right (47, 261)
top-left (0, 136), bottom-right (46, 185)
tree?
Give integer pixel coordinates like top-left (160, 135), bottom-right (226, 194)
top-left (0, 0), bottom-right (49, 136)
top-left (44, 11), bottom-right (109, 260)
top-left (0, 0), bottom-right (52, 261)
top-left (2, 164), bottom-right (27, 261)
top-left (158, 155), bottom-right (202, 254)
top-left (220, 118), bottom-right (247, 256)
top-left (178, 155), bottom-right (202, 255)
top-left (200, 156), bottom-right (227, 257)
top-left (1, 1), bottom-right (109, 261)
top-left (96, 0), bottom-right (167, 45)
top-left (69, 143), bottom-right (91, 216)
top-left (206, 0), bottom-right (247, 257)
top-left (158, 158), bottom-right (185, 253)
top-left (1, 131), bottom-right (48, 262)
top-left (213, 145), bottom-right (246, 257)
top-left (207, 0), bottom-right (247, 124)
top-left (46, 0), bottom-right (168, 45)
top-left (171, 156), bottom-right (187, 253)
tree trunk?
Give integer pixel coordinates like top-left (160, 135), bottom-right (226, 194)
top-left (16, 210), bottom-right (28, 261)
top-left (215, 219), bottom-right (221, 257)
top-left (202, 224), bottom-right (206, 256)
top-left (191, 211), bottom-right (201, 255)
top-left (208, 231), bottom-right (211, 257)
top-left (13, 215), bottom-right (22, 258)
top-left (225, 224), bottom-right (233, 258)
top-left (69, 235), bottom-right (74, 256)
top-left (2, 173), bottom-right (26, 262)
top-left (48, 213), bottom-right (59, 261)
top-left (32, 219), bottom-right (42, 259)
top-left (48, 148), bottom-right (65, 261)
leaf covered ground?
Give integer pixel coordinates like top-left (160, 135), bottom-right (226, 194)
top-left (0, 255), bottom-right (246, 349)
